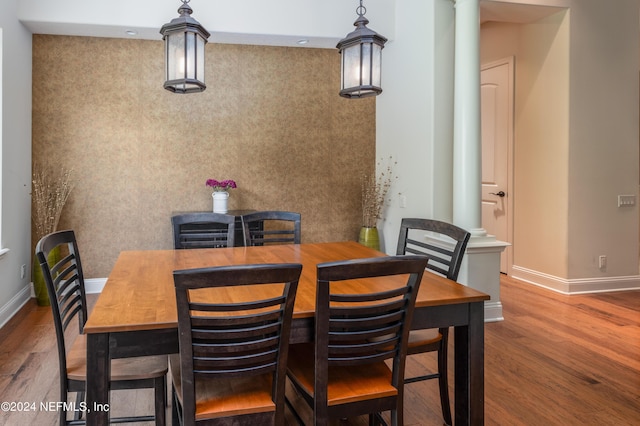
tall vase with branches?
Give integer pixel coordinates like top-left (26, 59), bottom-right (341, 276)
top-left (31, 162), bottom-right (74, 306)
top-left (359, 156), bottom-right (396, 250)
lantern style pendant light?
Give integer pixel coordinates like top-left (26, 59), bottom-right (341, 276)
top-left (160, 0), bottom-right (210, 93)
top-left (336, 0), bottom-right (388, 99)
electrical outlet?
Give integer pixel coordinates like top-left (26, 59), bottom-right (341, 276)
top-left (399, 195), bottom-right (407, 208)
top-left (598, 255), bottom-right (607, 270)
top-left (20, 264), bottom-right (27, 279)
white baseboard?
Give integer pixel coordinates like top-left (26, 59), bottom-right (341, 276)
top-left (85, 278), bottom-right (107, 294)
top-left (484, 301), bottom-right (504, 322)
top-left (28, 277), bottom-right (107, 297)
top-left (0, 285), bottom-right (32, 329)
top-left (1, 278), bottom-right (107, 330)
top-left (511, 266), bottom-right (640, 294)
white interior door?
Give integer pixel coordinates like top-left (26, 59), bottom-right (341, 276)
top-left (481, 57), bottom-right (514, 274)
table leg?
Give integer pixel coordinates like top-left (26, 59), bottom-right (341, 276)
top-left (86, 332), bottom-right (111, 425)
top-left (454, 301), bottom-right (485, 425)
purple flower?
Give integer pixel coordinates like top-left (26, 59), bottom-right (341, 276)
top-left (206, 179), bottom-right (237, 191)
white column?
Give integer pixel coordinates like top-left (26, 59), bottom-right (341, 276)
top-left (452, 0), bottom-right (485, 237)
top-left (452, 0), bottom-right (507, 322)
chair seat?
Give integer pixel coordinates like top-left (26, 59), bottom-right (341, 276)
top-left (407, 329), bottom-right (443, 355)
top-left (287, 343), bottom-right (397, 406)
top-left (67, 334), bottom-right (168, 381)
top-left (169, 354), bottom-right (276, 421)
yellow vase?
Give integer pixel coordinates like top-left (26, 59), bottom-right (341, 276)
top-left (358, 226), bottom-right (380, 251)
top-left (32, 246), bottom-right (60, 307)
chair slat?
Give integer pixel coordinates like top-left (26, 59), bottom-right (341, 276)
top-left (193, 362), bottom-right (277, 378)
top-left (50, 253), bottom-right (75, 275)
top-left (189, 295), bottom-right (286, 312)
top-left (192, 321), bottom-right (282, 341)
top-left (194, 350), bottom-right (278, 363)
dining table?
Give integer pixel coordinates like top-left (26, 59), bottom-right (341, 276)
top-left (84, 241), bottom-right (489, 425)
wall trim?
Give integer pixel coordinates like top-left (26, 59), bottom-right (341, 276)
top-left (0, 285), bottom-right (32, 329)
top-left (85, 278), bottom-right (107, 294)
top-left (2, 278), bottom-right (109, 330)
top-left (511, 266), bottom-right (640, 294)
top-left (484, 300), bottom-right (504, 323)
top-left (27, 277), bottom-right (106, 298)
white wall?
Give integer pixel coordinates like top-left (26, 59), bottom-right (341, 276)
top-left (376, 0), bottom-right (455, 254)
top-left (481, 0), bottom-right (640, 291)
top-left (482, 12), bottom-right (571, 279)
top-left (0, 0), bottom-right (34, 327)
top-left (567, 0), bottom-right (639, 279)
top-left (516, 11), bottom-right (570, 278)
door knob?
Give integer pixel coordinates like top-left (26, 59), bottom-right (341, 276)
top-left (490, 191), bottom-right (506, 197)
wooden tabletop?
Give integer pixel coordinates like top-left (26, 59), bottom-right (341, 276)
top-left (84, 241), bottom-right (489, 334)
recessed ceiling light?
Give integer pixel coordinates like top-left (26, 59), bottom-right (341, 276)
top-left (297, 39), bottom-right (309, 45)
top-left (126, 30), bottom-right (138, 36)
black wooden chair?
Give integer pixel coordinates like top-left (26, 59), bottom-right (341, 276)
top-left (171, 263), bottom-right (301, 425)
top-left (286, 255), bottom-right (428, 426)
top-left (171, 212), bottom-right (236, 249)
top-left (240, 211), bottom-right (301, 246)
top-left (35, 230), bottom-right (167, 426)
top-left (396, 218), bottom-right (471, 426)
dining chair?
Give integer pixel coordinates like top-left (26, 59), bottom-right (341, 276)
top-left (171, 262), bottom-right (302, 425)
top-left (286, 255), bottom-right (428, 426)
top-left (240, 211), bottom-right (301, 246)
top-left (396, 218), bottom-right (471, 426)
top-left (35, 230), bottom-right (167, 426)
top-left (171, 212), bottom-right (236, 249)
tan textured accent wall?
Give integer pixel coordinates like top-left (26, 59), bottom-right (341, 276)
top-left (32, 35), bottom-right (375, 278)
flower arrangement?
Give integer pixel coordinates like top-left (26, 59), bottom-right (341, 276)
top-left (206, 179), bottom-right (237, 192)
top-left (32, 161), bottom-right (74, 241)
top-left (361, 156), bottom-right (397, 228)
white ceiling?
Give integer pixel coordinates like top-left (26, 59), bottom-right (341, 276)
top-left (19, 0), bottom-right (569, 48)
top-left (480, 1), bottom-right (567, 25)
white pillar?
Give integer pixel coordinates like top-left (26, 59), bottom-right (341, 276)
top-left (452, 0), bottom-right (506, 322)
top-left (453, 0), bottom-right (484, 237)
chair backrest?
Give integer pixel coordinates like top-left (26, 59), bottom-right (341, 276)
top-left (241, 211), bottom-right (301, 246)
top-left (396, 218), bottom-right (471, 281)
top-left (35, 230), bottom-right (88, 400)
top-left (171, 212), bottom-right (235, 249)
top-left (173, 263), bottom-right (302, 424)
top-left (314, 255), bottom-right (428, 410)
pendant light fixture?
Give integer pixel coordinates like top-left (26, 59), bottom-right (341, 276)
top-left (336, 0), bottom-right (388, 99)
top-left (160, 0), bottom-right (210, 93)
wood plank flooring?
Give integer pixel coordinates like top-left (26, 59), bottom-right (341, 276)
top-left (0, 275), bottom-right (638, 425)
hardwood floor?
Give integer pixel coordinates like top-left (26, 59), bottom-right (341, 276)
top-left (0, 275), bottom-right (638, 425)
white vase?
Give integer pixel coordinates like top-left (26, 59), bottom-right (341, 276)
top-left (212, 191), bottom-right (229, 213)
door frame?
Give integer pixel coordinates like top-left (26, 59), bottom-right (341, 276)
top-left (481, 56), bottom-right (515, 275)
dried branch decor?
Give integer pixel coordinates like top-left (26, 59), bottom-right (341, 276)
top-left (32, 162), bottom-right (74, 240)
top-left (361, 157), bottom-right (397, 228)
